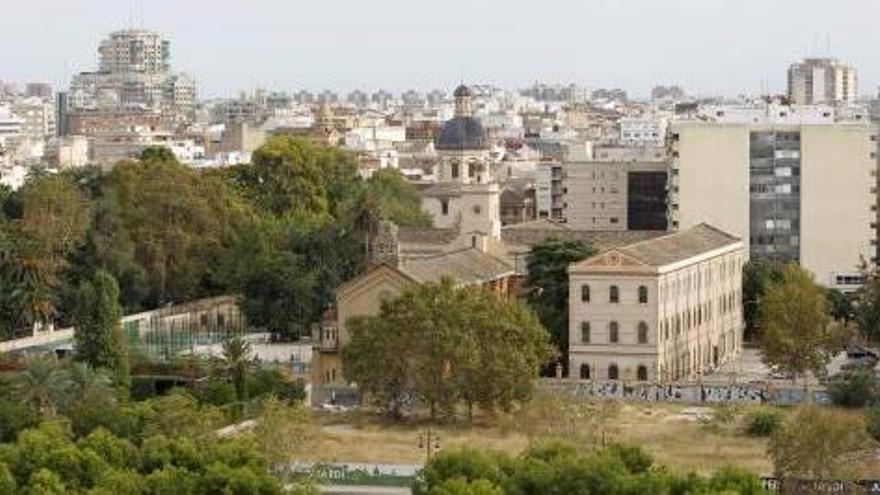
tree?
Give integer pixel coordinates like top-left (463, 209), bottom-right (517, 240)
top-left (769, 405), bottom-right (877, 482)
top-left (854, 261), bottom-right (880, 344)
top-left (222, 337), bottom-right (252, 402)
top-left (827, 288), bottom-right (855, 325)
top-left (524, 238), bottom-right (594, 375)
top-left (72, 270), bottom-right (129, 388)
top-left (253, 396), bottom-right (313, 478)
top-left (828, 369), bottom-right (879, 408)
top-left (742, 260), bottom-right (784, 342)
top-left (91, 151), bottom-right (249, 310)
top-left (14, 175), bottom-right (92, 277)
top-left (758, 264), bottom-right (848, 383)
top-left (11, 357), bottom-right (72, 417)
top-left (343, 279), bottom-right (554, 420)
top-left (364, 168), bottom-right (432, 227)
top-left (242, 136), bottom-right (333, 219)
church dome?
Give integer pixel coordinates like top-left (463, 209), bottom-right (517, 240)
top-left (436, 116), bottom-right (487, 151)
top-left (453, 84), bottom-right (472, 97)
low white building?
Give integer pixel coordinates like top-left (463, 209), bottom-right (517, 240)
top-left (568, 224), bottom-right (744, 382)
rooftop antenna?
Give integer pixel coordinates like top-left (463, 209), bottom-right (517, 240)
top-left (826, 32), bottom-right (831, 57)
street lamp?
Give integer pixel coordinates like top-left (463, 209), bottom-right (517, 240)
top-left (418, 426), bottom-right (441, 461)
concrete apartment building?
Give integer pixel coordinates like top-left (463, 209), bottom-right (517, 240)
top-left (787, 57), bottom-right (858, 105)
top-left (669, 122), bottom-right (878, 290)
top-left (536, 146), bottom-right (668, 231)
top-left (568, 224), bottom-right (745, 382)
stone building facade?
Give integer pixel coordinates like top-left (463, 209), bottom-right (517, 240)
top-left (568, 224), bottom-right (744, 383)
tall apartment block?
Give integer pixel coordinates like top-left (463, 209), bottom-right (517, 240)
top-left (669, 122), bottom-right (878, 290)
top-left (787, 57), bottom-right (858, 105)
top-left (68, 29), bottom-right (195, 120)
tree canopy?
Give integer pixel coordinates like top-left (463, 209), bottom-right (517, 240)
top-left (342, 278), bottom-right (555, 420)
top-left (758, 264), bottom-right (849, 380)
top-left (524, 238), bottom-right (595, 375)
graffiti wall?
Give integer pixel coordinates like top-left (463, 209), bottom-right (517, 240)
top-left (539, 380), bottom-right (830, 406)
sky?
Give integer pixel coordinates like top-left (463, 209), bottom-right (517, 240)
top-left (1, 0), bottom-right (878, 99)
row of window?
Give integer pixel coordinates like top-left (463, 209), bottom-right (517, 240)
top-left (579, 363), bottom-right (649, 381)
top-left (658, 291), bottom-right (739, 341)
top-left (580, 321), bottom-right (649, 344)
top-left (581, 285), bottom-right (648, 304)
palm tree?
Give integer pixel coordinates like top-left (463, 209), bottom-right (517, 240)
top-left (12, 357), bottom-right (72, 417)
top-left (222, 337), bottom-right (252, 402)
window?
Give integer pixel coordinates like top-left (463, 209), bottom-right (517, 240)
top-left (638, 285), bottom-right (648, 304)
top-left (581, 284), bottom-right (590, 302)
top-left (580, 364), bottom-right (590, 379)
top-left (608, 364), bottom-right (619, 380)
top-left (468, 163), bottom-right (476, 178)
top-left (609, 321), bottom-right (619, 343)
top-left (581, 322), bottom-right (591, 343)
top-left (451, 162), bottom-right (459, 178)
top-left (609, 285), bottom-right (619, 303)
top-left (473, 205), bottom-right (481, 215)
top-left (637, 365), bottom-right (648, 381)
top-left (441, 199), bottom-right (449, 216)
top-left (638, 322), bottom-right (648, 344)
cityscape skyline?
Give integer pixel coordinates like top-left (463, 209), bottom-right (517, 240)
top-left (1, 0), bottom-right (878, 98)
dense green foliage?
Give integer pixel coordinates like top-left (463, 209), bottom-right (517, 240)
top-left (524, 238), bottom-right (595, 375)
top-left (0, 137), bottom-right (429, 341)
top-left (741, 260), bottom-right (784, 342)
top-left (828, 369), bottom-right (879, 409)
top-left (413, 442), bottom-right (768, 495)
top-left (0, 356), bottom-right (312, 494)
top-left (854, 262), bottom-right (880, 344)
top-left (343, 279), bottom-right (555, 420)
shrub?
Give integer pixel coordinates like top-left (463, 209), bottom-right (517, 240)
top-left (745, 408), bottom-right (783, 437)
top-left (828, 370), bottom-right (878, 408)
top-left (868, 406), bottom-right (880, 442)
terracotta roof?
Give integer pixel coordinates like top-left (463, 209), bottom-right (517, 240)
top-left (420, 183), bottom-right (463, 198)
top-left (398, 249), bottom-right (514, 285)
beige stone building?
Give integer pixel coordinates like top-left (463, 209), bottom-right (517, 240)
top-left (669, 122), bottom-right (878, 290)
top-left (568, 224), bottom-right (744, 383)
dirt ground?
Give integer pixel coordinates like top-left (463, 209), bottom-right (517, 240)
top-left (307, 402), bottom-right (774, 475)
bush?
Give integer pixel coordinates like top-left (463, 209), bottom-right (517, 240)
top-left (198, 377), bottom-right (237, 406)
top-left (829, 370), bottom-right (878, 408)
top-left (868, 406), bottom-right (880, 442)
top-left (744, 408), bottom-right (783, 437)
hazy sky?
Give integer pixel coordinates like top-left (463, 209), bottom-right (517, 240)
top-left (1, 0), bottom-right (878, 99)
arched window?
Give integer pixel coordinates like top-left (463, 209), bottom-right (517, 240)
top-left (637, 321), bottom-right (648, 344)
top-left (580, 364), bottom-right (591, 379)
top-left (609, 321), bottom-right (619, 343)
top-left (637, 365), bottom-right (648, 381)
top-left (581, 322), bottom-right (591, 343)
top-left (581, 284), bottom-right (591, 302)
top-left (608, 364), bottom-right (619, 380)
top-left (638, 285), bottom-right (648, 304)
top-left (609, 285), bottom-right (619, 303)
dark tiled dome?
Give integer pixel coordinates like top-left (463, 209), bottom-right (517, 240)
top-left (453, 84), bottom-right (472, 97)
top-left (435, 116), bottom-right (487, 151)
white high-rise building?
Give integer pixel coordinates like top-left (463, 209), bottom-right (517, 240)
top-left (787, 57), bottom-right (858, 105)
top-left (68, 29), bottom-right (196, 120)
top-left (99, 30), bottom-right (170, 74)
